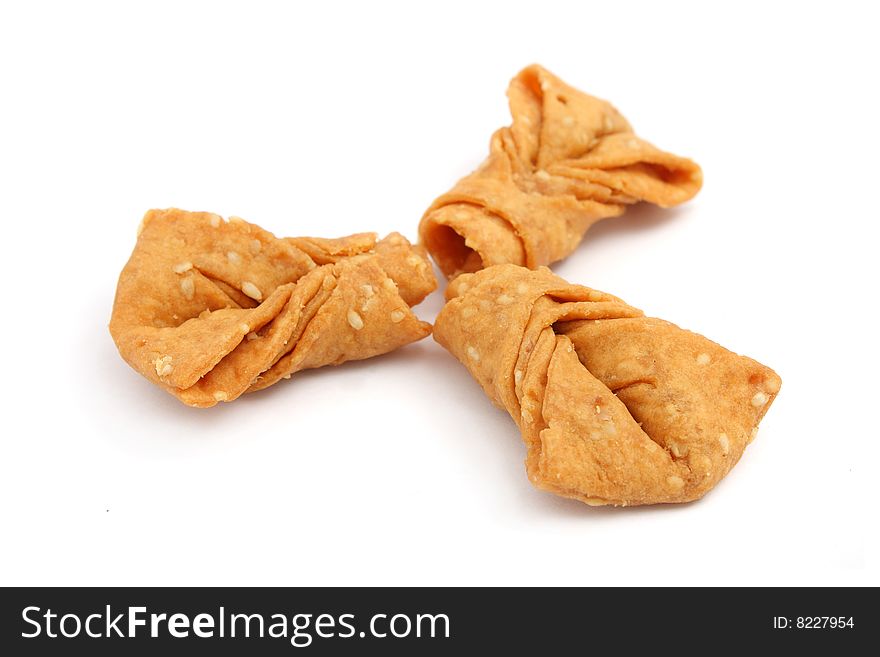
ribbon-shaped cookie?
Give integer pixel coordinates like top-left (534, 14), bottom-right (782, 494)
top-left (433, 265), bottom-right (780, 506)
top-left (420, 65), bottom-right (703, 278)
top-left (110, 209), bottom-right (436, 407)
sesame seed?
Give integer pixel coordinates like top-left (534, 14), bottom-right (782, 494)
top-left (228, 215), bottom-right (245, 224)
top-left (154, 355), bottom-right (173, 377)
top-left (246, 332), bottom-right (259, 341)
top-left (514, 369), bottom-right (523, 386)
top-left (461, 306), bottom-right (476, 319)
top-left (466, 346), bottom-right (480, 362)
top-left (227, 251), bottom-right (242, 265)
top-left (669, 442), bottom-right (688, 459)
top-left (172, 261), bottom-right (193, 274)
top-left (534, 169), bottom-right (551, 181)
top-left (180, 277), bottom-right (195, 300)
top-left (667, 475), bottom-right (685, 489)
top-left (213, 391), bottom-right (228, 402)
top-left (497, 294), bottom-right (514, 305)
top-left (250, 239), bottom-right (262, 255)
top-left (241, 281), bottom-right (262, 301)
top-left (390, 309), bottom-right (405, 323)
top-left (718, 433), bottom-right (730, 455)
top-left (382, 278), bottom-right (397, 292)
top-left (239, 323), bottom-right (250, 333)
top-left (540, 80), bottom-right (551, 91)
top-left (347, 309), bottom-right (364, 330)
top-left (696, 353), bottom-right (711, 365)
top-left (751, 391), bottom-right (769, 407)
top-left (209, 214), bottom-right (221, 228)
top-left (361, 284), bottom-right (375, 298)
top-left (516, 282), bottom-right (528, 294)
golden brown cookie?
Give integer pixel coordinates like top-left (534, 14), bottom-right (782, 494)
top-left (420, 65), bottom-right (703, 278)
top-left (433, 265), bottom-right (780, 506)
top-left (110, 209), bottom-right (436, 407)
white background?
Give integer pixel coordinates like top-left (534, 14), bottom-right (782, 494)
top-left (1, 1), bottom-right (876, 586)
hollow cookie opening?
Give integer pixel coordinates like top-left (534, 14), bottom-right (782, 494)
top-left (420, 203), bottom-right (528, 278)
top-left (421, 223), bottom-right (485, 278)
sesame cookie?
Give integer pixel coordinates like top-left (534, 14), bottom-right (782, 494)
top-left (110, 209), bottom-right (436, 407)
top-left (419, 65), bottom-right (703, 278)
top-left (433, 265), bottom-right (780, 506)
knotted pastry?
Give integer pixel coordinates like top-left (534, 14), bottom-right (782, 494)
top-left (433, 265), bottom-right (780, 506)
top-left (110, 208), bottom-right (436, 407)
top-left (420, 65), bottom-right (703, 278)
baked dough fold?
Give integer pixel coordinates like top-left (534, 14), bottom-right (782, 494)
top-left (420, 65), bottom-right (702, 278)
top-left (433, 265), bottom-right (780, 506)
top-left (110, 209), bottom-right (436, 407)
